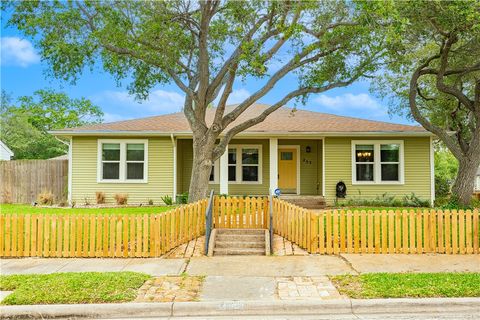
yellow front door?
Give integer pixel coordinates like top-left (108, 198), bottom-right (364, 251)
top-left (278, 148), bottom-right (297, 193)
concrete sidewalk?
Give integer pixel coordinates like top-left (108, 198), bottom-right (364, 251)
top-left (2, 254), bottom-right (479, 276)
top-left (0, 258), bottom-right (187, 276)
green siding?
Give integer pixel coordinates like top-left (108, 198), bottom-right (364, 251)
top-left (177, 139), bottom-right (270, 196)
top-left (324, 137), bottom-right (432, 205)
top-left (71, 136), bottom-right (174, 205)
top-left (278, 139), bottom-right (323, 195)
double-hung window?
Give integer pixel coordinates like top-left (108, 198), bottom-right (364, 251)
top-left (352, 140), bottom-right (404, 184)
top-left (98, 139), bottom-right (148, 183)
top-left (227, 145), bottom-right (262, 184)
top-left (209, 159), bottom-right (219, 184)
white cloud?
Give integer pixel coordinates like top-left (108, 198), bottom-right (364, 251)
top-left (227, 88), bottom-right (251, 104)
top-left (212, 88), bottom-right (251, 106)
top-left (314, 93), bottom-right (387, 117)
top-left (1, 37), bottom-right (40, 67)
top-left (93, 89), bottom-right (185, 114)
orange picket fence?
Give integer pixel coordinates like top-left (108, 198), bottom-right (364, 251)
top-left (272, 198), bottom-right (479, 254)
top-left (0, 199), bottom-right (207, 258)
top-left (212, 196), bottom-right (269, 229)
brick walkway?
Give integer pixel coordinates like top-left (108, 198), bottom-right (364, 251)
top-left (164, 236), bottom-right (205, 258)
top-left (272, 234), bottom-right (309, 256)
top-left (135, 276), bottom-right (203, 302)
top-left (276, 276), bottom-right (343, 300)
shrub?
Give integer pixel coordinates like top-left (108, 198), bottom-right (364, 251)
top-left (37, 191), bottom-right (54, 205)
top-left (95, 191), bottom-right (106, 204)
top-left (176, 192), bottom-right (188, 204)
top-left (114, 193), bottom-right (128, 205)
top-left (148, 199), bottom-right (154, 205)
top-left (161, 195), bottom-right (173, 205)
top-left (83, 197), bottom-right (90, 206)
top-left (342, 192), bottom-right (429, 208)
top-left (58, 201), bottom-right (67, 207)
top-left (439, 194), bottom-right (479, 210)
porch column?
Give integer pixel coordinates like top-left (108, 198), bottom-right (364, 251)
top-left (269, 138), bottom-right (278, 194)
top-left (220, 148), bottom-right (228, 194)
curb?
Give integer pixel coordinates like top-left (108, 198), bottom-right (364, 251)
top-left (1, 298), bottom-right (479, 319)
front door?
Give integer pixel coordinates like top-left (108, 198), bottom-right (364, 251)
top-left (278, 148), bottom-right (297, 194)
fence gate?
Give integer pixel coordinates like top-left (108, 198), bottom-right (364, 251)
top-left (212, 196), bottom-right (269, 229)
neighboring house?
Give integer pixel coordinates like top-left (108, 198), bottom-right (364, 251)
top-left (51, 104), bottom-right (435, 206)
top-left (49, 154), bottom-right (69, 160)
top-left (0, 141), bottom-right (14, 160)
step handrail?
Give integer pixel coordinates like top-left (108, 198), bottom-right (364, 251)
top-left (268, 195), bottom-right (274, 254)
top-left (204, 190), bottom-right (215, 254)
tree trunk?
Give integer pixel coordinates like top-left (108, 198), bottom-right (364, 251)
top-left (451, 155), bottom-right (480, 205)
top-left (187, 139), bottom-right (215, 202)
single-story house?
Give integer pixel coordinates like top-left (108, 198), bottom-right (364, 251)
top-left (0, 141), bottom-right (14, 161)
top-left (51, 104), bottom-right (435, 206)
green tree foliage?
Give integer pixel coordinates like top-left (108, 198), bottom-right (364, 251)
top-left (0, 90), bottom-right (103, 159)
top-left (4, 1), bottom-right (385, 200)
top-left (364, 0), bottom-right (480, 205)
top-left (434, 144), bottom-right (458, 197)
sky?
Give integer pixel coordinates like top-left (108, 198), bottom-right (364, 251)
top-left (1, 11), bottom-right (415, 126)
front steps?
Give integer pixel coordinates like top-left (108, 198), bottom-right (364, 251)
top-left (279, 195), bottom-right (326, 209)
top-left (209, 229), bottom-right (269, 256)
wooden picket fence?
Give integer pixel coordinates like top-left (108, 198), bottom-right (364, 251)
top-left (272, 198), bottom-right (479, 254)
top-left (0, 199), bottom-right (208, 258)
top-left (213, 196), bottom-right (269, 229)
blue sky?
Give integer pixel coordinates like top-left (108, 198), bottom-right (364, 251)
top-left (1, 14), bottom-right (414, 125)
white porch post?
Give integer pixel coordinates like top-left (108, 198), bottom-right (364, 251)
top-left (269, 138), bottom-right (278, 194)
top-left (220, 148), bottom-right (229, 194)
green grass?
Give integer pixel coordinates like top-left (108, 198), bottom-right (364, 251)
top-left (0, 272), bottom-right (150, 305)
top-left (331, 273), bottom-right (480, 298)
top-left (0, 204), bottom-right (176, 215)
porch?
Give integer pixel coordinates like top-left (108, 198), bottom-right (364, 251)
top-left (176, 138), bottom-right (324, 197)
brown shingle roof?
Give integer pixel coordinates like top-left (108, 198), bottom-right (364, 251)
top-left (55, 103), bottom-right (426, 134)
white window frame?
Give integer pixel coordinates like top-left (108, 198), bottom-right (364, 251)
top-left (227, 144), bottom-right (263, 184)
top-left (209, 159), bottom-right (220, 184)
top-left (97, 139), bottom-right (148, 183)
top-left (351, 140), bottom-right (404, 185)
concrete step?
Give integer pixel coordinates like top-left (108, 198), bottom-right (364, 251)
top-left (280, 196), bottom-right (326, 209)
top-left (216, 234), bottom-right (264, 242)
top-left (215, 241), bottom-right (265, 249)
top-left (216, 228), bottom-right (265, 235)
top-left (213, 247), bottom-right (265, 256)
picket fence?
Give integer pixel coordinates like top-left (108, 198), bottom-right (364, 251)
top-left (213, 196), bottom-right (269, 229)
top-left (0, 199), bottom-right (207, 258)
top-left (1, 196), bottom-right (479, 257)
top-left (272, 198), bottom-right (479, 254)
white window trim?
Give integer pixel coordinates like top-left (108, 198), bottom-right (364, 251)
top-left (351, 140), bottom-right (404, 185)
top-left (227, 144), bottom-right (263, 184)
top-left (209, 159), bottom-right (220, 184)
top-left (97, 139), bottom-right (148, 183)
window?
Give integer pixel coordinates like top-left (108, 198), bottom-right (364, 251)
top-left (209, 159), bottom-right (219, 184)
top-left (352, 140), bottom-right (404, 184)
top-left (228, 148), bottom-right (236, 181)
top-left (226, 145), bottom-right (262, 184)
top-left (242, 148), bottom-right (259, 182)
top-left (281, 151), bottom-right (293, 160)
top-left (98, 140), bottom-right (148, 183)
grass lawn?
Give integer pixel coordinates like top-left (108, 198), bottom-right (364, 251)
top-left (331, 273), bottom-right (480, 299)
top-left (0, 204), bottom-right (176, 215)
top-left (0, 272), bottom-right (150, 305)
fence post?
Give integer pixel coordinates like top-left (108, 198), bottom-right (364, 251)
top-left (269, 195), bottom-right (274, 254)
top-left (205, 190), bottom-right (215, 254)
